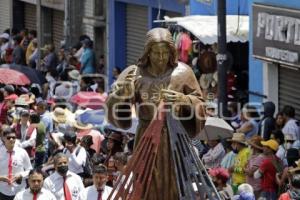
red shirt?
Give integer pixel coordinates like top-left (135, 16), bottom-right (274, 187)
top-left (259, 156), bottom-right (278, 192)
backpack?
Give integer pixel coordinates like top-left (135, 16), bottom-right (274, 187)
top-left (75, 147), bottom-right (93, 178)
top-left (63, 147), bottom-right (93, 178)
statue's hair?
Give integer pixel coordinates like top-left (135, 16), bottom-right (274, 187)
top-left (137, 28), bottom-right (178, 68)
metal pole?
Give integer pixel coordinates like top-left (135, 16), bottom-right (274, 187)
top-left (37, 0), bottom-right (42, 71)
top-left (217, 0), bottom-right (228, 118)
top-left (9, 0), bottom-right (13, 35)
top-left (64, 0), bottom-right (71, 48)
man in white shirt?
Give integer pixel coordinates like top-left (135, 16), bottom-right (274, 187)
top-left (63, 131), bottom-right (87, 177)
top-left (44, 153), bottom-right (84, 200)
top-left (14, 110), bottom-right (37, 159)
top-left (79, 164), bottom-right (113, 200)
top-left (14, 168), bottom-right (56, 200)
top-left (0, 127), bottom-right (32, 200)
top-left (202, 139), bottom-right (225, 169)
top-left (282, 106), bottom-right (300, 140)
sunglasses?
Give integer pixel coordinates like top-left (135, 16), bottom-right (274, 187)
top-left (6, 136), bottom-right (16, 140)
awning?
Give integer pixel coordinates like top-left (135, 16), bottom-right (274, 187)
top-left (154, 15), bottom-right (249, 44)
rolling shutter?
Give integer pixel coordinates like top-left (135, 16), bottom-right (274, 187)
top-left (0, 0), bottom-right (11, 33)
top-left (83, 0), bottom-right (94, 40)
top-left (279, 67), bottom-right (300, 120)
top-left (126, 4), bottom-right (148, 66)
top-left (52, 10), bottom-right (64, 50)
top-left (24, 3), bottom-right (36, 31)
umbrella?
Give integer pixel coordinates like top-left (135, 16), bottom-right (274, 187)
top-left (70, 91), bottom-right (107, 109)
top-left (0, 68), bottom-right (30, 85)
top-left (78, 109), bottom-right (106, 125)
top-left (8, 64), bottom-right (47, 85)
top-left (105, 117), bottom-right (139, 134)
top-left (198, 117), bottom-right (234, 141)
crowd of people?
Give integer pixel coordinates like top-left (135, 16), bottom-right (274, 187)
top-left (0, 86), bottom-right (135, 200)
top-left (0, 27), bottom-right (131, 200)
top-left (201, 103), bottom-right (300, 200)
top-left (0, 26), bottom-right (300, 200)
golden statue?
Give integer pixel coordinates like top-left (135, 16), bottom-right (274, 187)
top-left (106, 28), bottom-right (205, 200)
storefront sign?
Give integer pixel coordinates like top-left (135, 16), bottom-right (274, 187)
top-left (253, 4), bottom-right (300, 67)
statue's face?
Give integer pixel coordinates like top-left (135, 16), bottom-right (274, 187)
top-left (149, 42), bottom-right (170, 68)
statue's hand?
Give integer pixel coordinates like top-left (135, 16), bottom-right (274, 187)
top-left (161, 89), bottom-right (190, 103)
top-left (113, 69), bottom-right (137, 98)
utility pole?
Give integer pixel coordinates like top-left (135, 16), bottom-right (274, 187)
top-left (64, 0), bottom-right (71, 49)
top-left (9, 0), bottom-right (13, 35)
top-left (37, 0), bottom-right (42, 71)
top-left (217, 0), bottom-right (228, 118)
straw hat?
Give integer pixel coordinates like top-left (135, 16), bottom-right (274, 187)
top-left (19, 94), bottom-right (35, 105)
top-left (247, 135), bottom-right (263, 150)
top-left (73, 120), bottom-right (93, 130)
top-left (261, 139), bottom-right (279, 151)
top-left (52, 107), bottom-right (67, 124)
top-left (228, 133), bottom-right (247, 145)
top-left (15, 97), bottom-right (29, 106)
top-left (289, 159), bottom-right (300, 173)
top-left (68, 69), bottom-right (80, 80)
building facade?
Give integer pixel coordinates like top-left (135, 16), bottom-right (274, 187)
top-left (0, 0), bottom-right (12, 34)
top-left (250, 0), bottom-right (300, 118)
top-left (189, 0), bottom-right (248, 15)
top-left (0, 0), bottom-right (105, 58)
top-left (106, 0), bottom-right (185, 84)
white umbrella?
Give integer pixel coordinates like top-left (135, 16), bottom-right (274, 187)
top-left (198, 117), bottom-right (234, 141)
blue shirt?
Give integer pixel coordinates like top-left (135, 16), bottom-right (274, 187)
top-left (80, 48), bottom-right (95, 74)
top-left (40, 111), bottom-right (53, 135)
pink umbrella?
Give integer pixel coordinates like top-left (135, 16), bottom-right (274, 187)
top-left (0, 68), bottom-right (30, 85)
top-left (70, 91), bottom-right (107, 109)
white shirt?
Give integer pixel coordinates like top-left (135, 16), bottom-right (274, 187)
top-left (282, 119), bottom-right (300, 140)
top-left (276, 145), bottom-right (287, 166)
top-left (0, 145), bottom-right (32, 196)
top-left (20, 128), bottom-right (37, 149)
top-left (79, 185), bottom-right (112, 200)
top-left (44, 171), bottom-right (84, 200)
top-left (64, 146), bottom-right (87, 174)
top-left (14, 188), bottom-right (56, 200)
top-left (0, 42), bottom-right (9, 59)
top-left (202, 142), bottom-right (225, 168)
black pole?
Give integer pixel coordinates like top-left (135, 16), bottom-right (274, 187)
top-left (217, 0), bottom-right (228, 118)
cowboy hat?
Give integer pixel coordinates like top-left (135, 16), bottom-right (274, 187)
top-left (19, 94), bottom-right (35, 105)
top-left (247, 135), bottom-right (263, 150)
top-left (261, 139), bottom-right (279, 151)
top-left (68, 69), bottom-right (80, 80)
top-left (107, 132), bottom-right (123, 143)
top-left (73, 120), bottom-right (93, 130)
top-left (228, 133), bottom-right (247, 145)
top-left (289, 159), bottom-right (300, 173)
top-left (52, 107), bottom-right (67, 124)
top-left (15, 97), bottom-right (29, 106)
